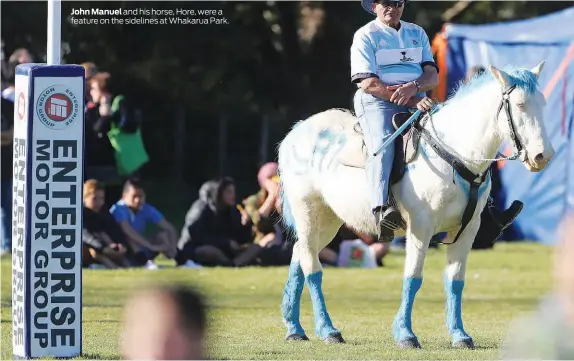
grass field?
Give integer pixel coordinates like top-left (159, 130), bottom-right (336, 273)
top-left (0, 242), bottom-right (554, 360)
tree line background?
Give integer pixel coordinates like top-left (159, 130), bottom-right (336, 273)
top-left (1, 1), bottom-right (571, 197)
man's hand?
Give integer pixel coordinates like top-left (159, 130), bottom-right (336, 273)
top-left (387, 82), bottom-right (418, 106)
top-left (415, 96), bottom-right (438, 112)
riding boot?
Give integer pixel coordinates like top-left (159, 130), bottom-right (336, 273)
top-left (489, 200), bottom-right (523, 231)
top-left (374, 206), bottom-right (403, 243)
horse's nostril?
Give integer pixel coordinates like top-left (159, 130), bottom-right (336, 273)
top-left (535, 153), bottom-right (544, 162)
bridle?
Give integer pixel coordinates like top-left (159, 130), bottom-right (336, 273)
top-left (495, 84), bottom-right (527, 163)
top-left (425, 83), bottom-right (528, 165)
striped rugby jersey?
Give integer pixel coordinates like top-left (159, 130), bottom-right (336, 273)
top-left (350, 18), bottom-right (438, 86)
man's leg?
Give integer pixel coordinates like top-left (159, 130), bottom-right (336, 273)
top-left (353, 91), bottom-right (404, 242)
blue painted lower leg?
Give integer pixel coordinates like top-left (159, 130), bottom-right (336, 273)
top-left (305, 271), bottom-right (340, 339)
top-left (393, 277), bottom-right (422, 342)
top-left (280, 261), bottom-right (306, 337)
top-left (445, 278), bottom-right (472, 343)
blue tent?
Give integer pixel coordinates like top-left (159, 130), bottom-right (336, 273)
top-left (431, 7), bottom-right (574, 245)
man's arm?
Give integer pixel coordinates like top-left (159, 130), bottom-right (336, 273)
top-left (359, 78), bottom-right (395, 101)
top-left (110, 205), bottom-right (156, 249)
top-left (156, 218), bottom-right (179, 242)
top-left (117, 221), bottom-right (156, 249)
top-left (350, 31), bottom-right (394, 101)
top-left (415, 65), bottom-right (439, 92)
top-left (146, 204), bottom-right (178, 243)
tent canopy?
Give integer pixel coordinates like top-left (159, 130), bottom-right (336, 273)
top-left (432, 7), bottom-right (574, 245)
top-left (444, 6), bottom-right (574, 44)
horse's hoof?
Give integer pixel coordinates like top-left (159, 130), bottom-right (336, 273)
top-left (285, 334), bottom-right (309, 341)
top-left (453, 338), bottom-right (475, 349)
top-left (324, 333), bottom-right (345, 344)
top-left (397, 337), bottom-right (421, 349)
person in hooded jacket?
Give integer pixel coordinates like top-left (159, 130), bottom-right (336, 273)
top-left (177, 177), bottom-right (263, 267)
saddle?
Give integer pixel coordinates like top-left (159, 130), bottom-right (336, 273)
top-left (336, 111), bottom-right (425, 185)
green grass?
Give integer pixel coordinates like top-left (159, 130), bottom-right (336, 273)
top-left (1, 242), bottom-right (554, 360)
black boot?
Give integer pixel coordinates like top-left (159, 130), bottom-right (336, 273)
top-left (374, 206), bottom-right (403, 243)
top-left (490, 200), bottom-right (523, 231)
top-left (473, 199), bottom-right (523, 249)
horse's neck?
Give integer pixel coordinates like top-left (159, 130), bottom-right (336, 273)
top-left (429, 85), bottom-right (503, 176)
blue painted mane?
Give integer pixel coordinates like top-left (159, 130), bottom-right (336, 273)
top-left (445, 66), bottom-right (540, 105)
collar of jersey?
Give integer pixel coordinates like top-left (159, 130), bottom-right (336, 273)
top-left (374, 18), bottom-right (404, 33)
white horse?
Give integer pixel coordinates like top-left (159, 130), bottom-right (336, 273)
top-left (277, 62), bottom-right (555, 348)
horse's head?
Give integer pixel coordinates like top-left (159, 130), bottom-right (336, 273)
top-left (489, 62), bottom-right (555, 172)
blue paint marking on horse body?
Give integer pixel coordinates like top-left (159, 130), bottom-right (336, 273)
top-left (311, 128), bottom-right (347, 173)
top-left (444, 278), bottom-right (472, 342)
top-left (281, 261), bottom-right (306, 337)
top-left (454, 171), bottom-right (491, 198)
top-left (305, 271), bottom-right (340, 339)
top-left (393, 277), bottom-right (422, 342)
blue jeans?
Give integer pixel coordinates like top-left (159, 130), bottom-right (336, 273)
top-left (353, 89), bottom-right (408, 210)
top-left (1, 179), bottom-right (12, 252)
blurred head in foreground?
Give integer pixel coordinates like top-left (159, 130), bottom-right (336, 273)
top-left (554, 213), bottom-right (574, 324)
top-left (501, 213), bottom-right (574, 359)
top-left (121, 285), bottom-right (207, 360)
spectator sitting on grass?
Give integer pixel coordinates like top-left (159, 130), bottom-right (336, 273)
top-left (110, 178), bottom-right (201, 270)
top-left (242, 162), bottom-right (283, 248)
top-left (82, 179), bottom-right (129, 268)
top-left (322, 224), bottom-right (389, 267)
top-left (242, 162), bottom-right (298, 266)
top-left (177, 177), bottom-right (262, 267)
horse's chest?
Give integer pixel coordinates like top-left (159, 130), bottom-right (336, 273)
top-left (399, 169), bottom-right (475, 228)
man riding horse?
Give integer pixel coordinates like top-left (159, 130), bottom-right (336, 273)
top-left (351, 0), bottom-right (522, 243)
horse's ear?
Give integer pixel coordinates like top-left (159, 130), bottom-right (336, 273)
top-left (531, 61), bottom-right (545, 79)
top-left (489, 65), bottom-right (510, 89)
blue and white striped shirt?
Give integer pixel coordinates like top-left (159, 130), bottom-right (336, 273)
top-left (350, 19), bottom-right (438, 86)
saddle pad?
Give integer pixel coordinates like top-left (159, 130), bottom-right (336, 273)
top-left (336, 121), bottom-right (422, 170)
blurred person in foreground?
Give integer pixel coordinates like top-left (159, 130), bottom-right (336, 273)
top-left (177, 177), bottom-right (263, 267)
top-left (121, 285), bottom-right (207, 360)
top-left (82, 179), bottom-right (129, 268)
top-left (500, 213), bottom-right (574, 359)
top-left (110, 178), bottom-right (201, 269)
